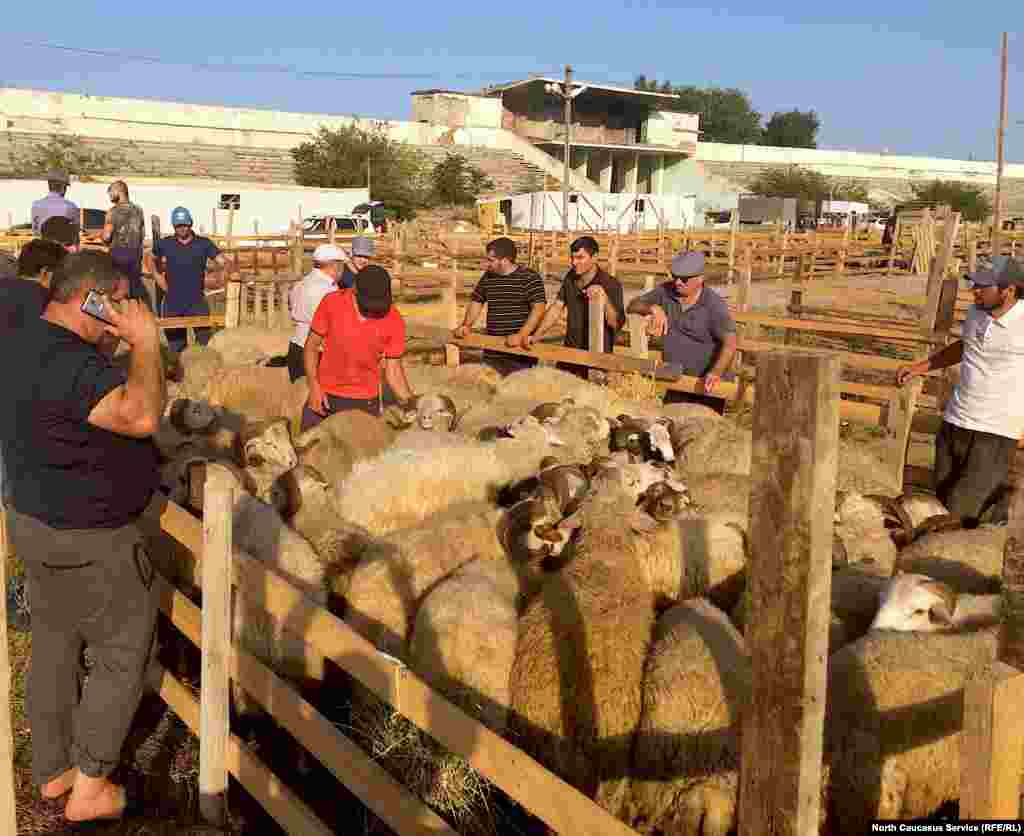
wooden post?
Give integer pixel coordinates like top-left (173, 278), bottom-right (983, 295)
top-left (838, 221), bottom-right (850, 276)
top-left (923, 212), bottom-right (962, 327)
top-left (785, 256), bottom-right (806, 346)
top-left (886, 379), bottom-right (923, 495)
top-left (967, 228), bottom-right (979, 274)
top-left (739, 352), bottom-right (839, 836)
top-left (991, 32), bottom-right (1009, 258)
top-left (444, 257), bottom-right (459, 330)
top-left (961, 485), bottom-right (1024, 818)
top-left (644, 274), bottom-right (655, 292)
top-left (226, 280), bottom-right (240, 329)
top-left (211, 207), bottom-right (217, 236)
top-left (587, 291), bottom-right (605, 354)
top-left (226, 207), bottom-right (235, 244)
top-left (734, 245), bottom-right (755, 403)
top-left (328, 216), bottom-right (337, 246)
top-left (291, 223), bottom-right (304, 276)
top-left (628, 314), bottom-right (649, 358)
top-left (729, 211), bottom-right (737, 282)
top-left (199, 464), bottom-right (236, 827)
top-left (777, 231), bottom-right (788, 277)
top-left (0, 502), bottom-right (19, 836)
top-left (610, 234), bottom-right (619, 276)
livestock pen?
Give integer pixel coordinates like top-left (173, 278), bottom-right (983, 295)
top-left (4, 345), bottom-right (1024, 834)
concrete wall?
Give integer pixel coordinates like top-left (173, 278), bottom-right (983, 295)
top-left (697, 142), bottom-right (1024, 186)
top-left (645, 109), bottom-right (700, 153)
top-left (410, 93), bottom-right (502, 129)
top-left (0, 87), bottom-right (598, 192)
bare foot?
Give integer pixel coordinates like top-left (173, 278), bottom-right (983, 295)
top-left (40, 767), bottom-right (77, 800)
top-left (64, 774), bottom-right (127, 823)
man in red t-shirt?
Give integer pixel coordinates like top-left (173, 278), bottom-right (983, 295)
top-left (301, 264), bottom-right (416, 431)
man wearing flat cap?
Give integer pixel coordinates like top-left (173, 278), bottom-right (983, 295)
top-left (32, 171), bottom-right (80, 236)
top-left (899, 256), bottom-right (1024, 524)
top-left (627, 250), bottom-right (737, 413)
top-left (338, 236), bottom-right (375, 289)
top-left (301, 263), bottom-right (416, 431)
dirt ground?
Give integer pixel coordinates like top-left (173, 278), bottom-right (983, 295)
top-left (7, 269), bottom-right (944, 834)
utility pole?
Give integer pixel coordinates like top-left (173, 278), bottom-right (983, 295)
top-left (992, 32), bottom-right (1008, 256)
top-left (546, 66), bottom-right (575, 232)
top-left (367, 157), bottom-right (372, 200)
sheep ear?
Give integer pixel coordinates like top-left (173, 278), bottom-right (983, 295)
top-left (558, 508), bottom-right (585, 531)
top-left (545, 428), bottom-right (566, 447)
top-left (630, 510), bottom-right (660, 534)
top-left (665, 477), bottom-right (686, 493)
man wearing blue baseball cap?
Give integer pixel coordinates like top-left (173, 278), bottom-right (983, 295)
top-left (152, 206), bottom-right (234, 352)
top-left (898, 256), bottom-right (1024, 524)
top-left (627, 250), bottom-right (737, 414)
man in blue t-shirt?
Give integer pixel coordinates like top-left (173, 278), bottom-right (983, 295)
top-left (152, 206), bottom-right (231, 352)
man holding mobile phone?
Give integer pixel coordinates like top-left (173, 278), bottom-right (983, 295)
top-left (0, 251), bottom-right (164, 827)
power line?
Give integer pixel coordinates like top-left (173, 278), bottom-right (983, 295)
top-left (14, 40), bottom-right (569, 83)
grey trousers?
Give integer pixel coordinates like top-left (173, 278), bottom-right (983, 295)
top-left (10, 511), bottom-right (157, 786)
top-left (934, 420), bottom-right (1016, 523)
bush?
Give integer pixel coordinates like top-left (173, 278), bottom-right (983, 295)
top-left (908, 180), bottom-right (993, 223)
top-left (292, 125), bottom-right (428, 220)
top-left (428, 154), bottom-right (495, 207)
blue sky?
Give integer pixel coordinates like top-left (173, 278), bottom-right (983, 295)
top-left (1, 1), bottom-right (1019, 161)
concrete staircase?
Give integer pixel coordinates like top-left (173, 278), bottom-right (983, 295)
top-left (0, 131), bottom-right (554, 194)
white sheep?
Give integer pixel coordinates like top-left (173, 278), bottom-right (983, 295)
top-left (203, 365), bottom-right (309, 435)
top-left (627, 598), bottom-right (751, 836)
top-left (342, 502), bottom-right (506, 655)
top-left (334, 433), bottom-right (553, 537)
top-left (822, 624), bottom-right (999, 830)
top-left (868, 572), bottom-right (1001, 633)
top-left (894, 524), bottom-right (1007, 594)
top-left (490, 365), bottom-right (618, 414)
top-left (207, 324), bottom-right (293, 366)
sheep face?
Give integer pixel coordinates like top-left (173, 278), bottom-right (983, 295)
top-left (169, 398), bottom-right (218, 433)
top-left (506, 414), bottom-right (565, 447)
top-left (241, 419), bottom-right (297, 472)
top-left (530, 397), bottom-right (575, 424)
top-left (416, 393), bottom-right (459, 432)
top-left (646, 421), bottom-right (675, 463)
top-left (869, 573), bottom-right (957, 632)
top-left (638, 481), bottom-right (690, 522)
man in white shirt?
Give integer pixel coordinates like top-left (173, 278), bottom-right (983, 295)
top-left (287, 244), bottom-right (344, 382)
top-left (898, 256), bottom-right (1024, 524)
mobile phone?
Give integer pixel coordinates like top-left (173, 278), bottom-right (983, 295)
top-left (81, 289), bottom-right (116, 325)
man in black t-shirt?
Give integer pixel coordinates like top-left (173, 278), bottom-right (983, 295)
top-left (453, 236), bottom-right (547, 376)
top-left (526, 235), bottom-right (625, 379)
top-left (1, 251), bottom-right (164, 826)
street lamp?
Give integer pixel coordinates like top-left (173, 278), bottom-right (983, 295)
top-left (544, 67), bottom-right (588, 233)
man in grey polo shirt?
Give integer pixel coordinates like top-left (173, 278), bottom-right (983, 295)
top-left (31, 171), bottom-right (80, 235)
top-left (898, 255), bottom-right (1024, 524)
top-left (627, 251), bottom-right (737, 414)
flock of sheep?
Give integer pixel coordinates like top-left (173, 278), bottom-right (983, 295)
top-left (144, 323), bottom-right (1011, 836)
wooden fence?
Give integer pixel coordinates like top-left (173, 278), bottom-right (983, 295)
top-left (5, 355), bottom-right (1022, 832)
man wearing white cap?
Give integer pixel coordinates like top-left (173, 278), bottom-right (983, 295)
top-left (898, 255), bottom-right (1024, 524)
top-left (627, 250), bottom-right (737, 414)
top-left (287, 244), bottom-right (344, 382)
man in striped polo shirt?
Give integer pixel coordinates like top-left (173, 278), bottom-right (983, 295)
top-left (453, 236), bottom-right (547, 376)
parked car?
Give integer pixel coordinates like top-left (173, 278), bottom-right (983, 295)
top-left (302, 214), bottom-right (372, 235)
top-left (10, 207), bottom-right (106, 235)
top-left (351, 201), bottom-right (392, 233)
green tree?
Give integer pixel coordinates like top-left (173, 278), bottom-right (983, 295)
top-left (292, 124), bottom-right (427, 220)
top-left (429, 153), bottom-right (495, 207)
top-left (634, 77), bottom-right (762, 144)
top-left (761, 109), bottom-right (820, 148)
top-left (6, 133), bottom-right (127, 180)
top-left (746, 165), bottom-right (868, 203)
top-left (908, 180), bottom-right (993, 223)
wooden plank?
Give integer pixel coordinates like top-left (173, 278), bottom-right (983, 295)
top-left (887, 379), bottom-right (923, 495)
top-left (149, 665), bottom-right (334, 836)
top-left (740, 352), bottom-right (839, 836)
top-left (157, 315), bottom-right (226, 329)
top-left (734, 312), bottom-right (938, 344)
top-left (0, 503), bottom-right (17, 836)
top-left (153, 576), bottom-right (458, 835)
top-left (627, 313), bottom-right (649, 358)
top-left (199, 464), bottom-right (234, 826)
top-left (961, 662), bottom-right (1024, 819)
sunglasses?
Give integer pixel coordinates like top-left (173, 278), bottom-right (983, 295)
top-left (671, 274), bottom-right (699, 283)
